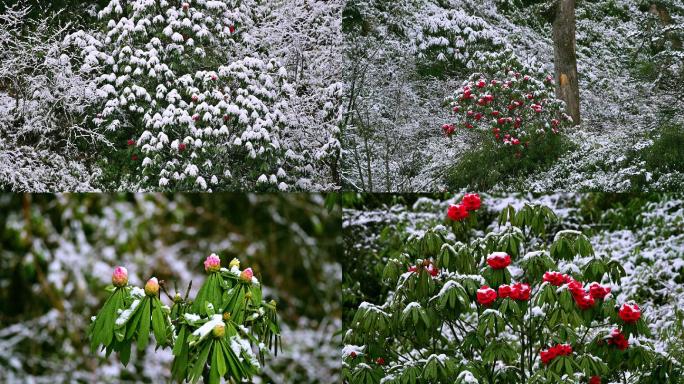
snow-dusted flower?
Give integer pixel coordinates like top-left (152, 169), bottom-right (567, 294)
top-left (144, 277), bottom-right (160, 296)
top-left (240, 267), bottom-right (254, 282)
top-left (112, 266), bottom-right (128, 287)
top-left (204, 253), bottom-right (221, 273)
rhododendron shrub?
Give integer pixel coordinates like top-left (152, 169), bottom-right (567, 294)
top-left (442, 57), bottom-right (573, 157)
top-left (75, 0), bottom-right (294, 191)
top-left (89, 254), bottom-right (280, 383)
top-left (343, 198), bottom-right (655, 384)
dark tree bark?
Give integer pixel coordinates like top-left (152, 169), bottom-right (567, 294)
top-left (551, 0), bottom-right (581, 125)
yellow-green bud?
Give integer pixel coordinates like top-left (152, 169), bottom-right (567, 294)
top-left (212, 324), bottom-right (225, 338)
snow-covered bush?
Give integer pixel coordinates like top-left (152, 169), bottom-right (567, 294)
top-left (343, 196), bottom-right (656, 383)
top-left (246, 0), bottom-right (345, 190)
top-left (77, 0), bottom-right (294, 191)
top-left (414, 8), bottom-right (502, 76)
top-left (0, 4), bottom-right (104, 191)
top-left (89, 254), bottom-right (280, 383)
top-left (443, 52), bottom-right (572, 157)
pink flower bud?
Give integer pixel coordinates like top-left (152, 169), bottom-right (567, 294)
top-left (204, 253), bottom-right (221, 273)
top-left (112, 266), bottom-right (128, 287)
top-left (144, 277), bottom-right (159, 296)
top-left (240, 267), bottom-right (254, 282)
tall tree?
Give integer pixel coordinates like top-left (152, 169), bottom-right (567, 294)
top-left (551, 0), bottom-right (581, 125)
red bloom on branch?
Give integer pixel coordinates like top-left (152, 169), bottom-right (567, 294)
top-left (178, 143), bottom-right (187, 152)
top-left (427, 264), bottom-right (439, 277)
top-left (542, 271), bottom-right (566, 286)
top-left (498, 284), bottom-right (511, 298)
top-left (127, 139), bottom-right (135, 146)
top-left (588, 282), bottom-right (611, 299)
top-left (230, 25), bottom-right (236, 34)
top-left (619, 303), bottom-right (641, 323)
top-left (447, 204), bottom-right (468, 221)
top-left (131, 154), bottom-right (138, 161)
top-left (442, 124), bottom-right (455, 136)
top-left (476, 286), bottom-right (497, 306)
top-left (376, 357), bottom-right (385, 365)
top-left (350, 351), bottom-right (357, 358)
top-left (486, 252), bottom-right (511, 269)
top-left (589, 376), bottom-right (601, 384)
top-left (607, 328), bottom-right (629, 350)
top-left (541, 343), bottom-right (572, 364)
top-left (510, 282), bottom-right (530, 301)
top-left (575, 293), bottom-right (595, 310)
top-left (567, 279), bottom-right (585, 297)
top-left (461, 193), bottom-right (481, 211)
top-left (408, 265), bottom-right (418, 273)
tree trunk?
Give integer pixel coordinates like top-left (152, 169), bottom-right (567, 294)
top-left (551, 0), bottom-right (580, 125)
top-left (649, 3), bottom-right (682, 50)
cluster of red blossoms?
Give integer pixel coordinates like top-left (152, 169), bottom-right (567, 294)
top-left (618, 303), bottom-right (641, 323)
top-left (408, 259), bottom-right (439, 277)
top-left (540, 343), bottom-right (572, 364)
top-left (486, 252), bottom-right (511, 269)
top-left (476, 282), bottom-right (530, 306)
top-left (542, 271), bottom-right (611, 310)
top-left (447, 193), bottom-right (481, 221)
top-left (607, 328), bottom-right (629, 350)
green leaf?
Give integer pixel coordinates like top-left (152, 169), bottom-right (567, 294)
top-left (137, 297), bottom-right (151, 351)
top-left (125, 303), bottom-right (143, 340)
top-left (191, 340), bottom-right (213, 384)
top-left (119, 341), bottom-right (132, 367)
top-left (173, 325), bottom-right (187, 356)
top-left (152, 298), bottom-right (166, 345)
top-left (215, 338), bottom-right (227, 377)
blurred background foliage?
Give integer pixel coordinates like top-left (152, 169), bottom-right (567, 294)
top-left (0, 193), bottom-right (341, 383)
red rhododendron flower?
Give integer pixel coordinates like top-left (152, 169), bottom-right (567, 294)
top-left (589, 376), bottom-right (601, 384)
top-left (510, 282), bottom-right (531, 301)
top-left (408, 265), bottom-right (418, 273)
top-left (619, 303), bottom-right (641, 323)
top-left (588, 282), bottom-right (611, 299)
top-left (131, 154), bottom-right (138, 161)
top-left (427, 264), bottom-right (439, 277)
top-left (541, 343), bottom-right (572, 364)
top-left (567, 279), bottom-right (585, 297)
top-left (543, 271), bottom-right (566, 286)
top-left (447, 204), bottom-right (468, 221)
top-left (575, 293), bottom-right (595, 310)
top-left (607, 328), bottom-right (629, 350)
top-left (350, 351), bottom-right (357, 358)
top-left (462, 193), bottom-right (481, 211)
top-left (476, 79), bottom-right (486, 88)
top-left (178, 143), bottom-right (187, 152)
top-left (486, 252), bottom-right (511, 269)
top-left (498, 284), bottom-right (511, 298)
top-left (376, 357), bottom-right (385, 365)
top-left (442, 124), bottom-right (455, 136)
top-left (230, 25), bottom-right (236, 33)
top-left (127, 139), bottom-right (135, 146)
top-left (476, 286), bottom-right (497, 306)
